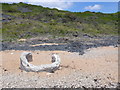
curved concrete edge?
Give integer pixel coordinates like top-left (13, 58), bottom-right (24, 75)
top-left (20, 52), bottom-right (61, 72)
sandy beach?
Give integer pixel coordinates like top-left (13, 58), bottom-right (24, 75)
top-left (1, 46), bottom-right (118, 88)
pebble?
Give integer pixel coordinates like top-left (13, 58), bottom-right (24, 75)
top-left (10, 53), bottom-right (13, 54)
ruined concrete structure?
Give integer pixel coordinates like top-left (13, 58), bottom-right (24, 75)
top-left (20, 52), bottom-right (61, 72)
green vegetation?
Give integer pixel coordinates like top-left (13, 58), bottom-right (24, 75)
top-left (1, 2), bottom-right (119, 41)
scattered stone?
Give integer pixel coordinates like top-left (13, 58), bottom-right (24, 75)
top-left (3, 68), bottom-right (8, 72)
top-left (94, 79), bottom-right (98, 82)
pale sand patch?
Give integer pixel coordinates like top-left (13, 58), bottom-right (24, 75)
top-left (1, 46), bottom-right (118, 82)
top-left (29, 43), bottom-right (65, 47)
top-left (18, 39), bottom-right (27, 42)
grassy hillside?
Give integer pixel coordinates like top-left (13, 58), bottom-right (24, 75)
top-left (1, 2), bottom-right (119, 41)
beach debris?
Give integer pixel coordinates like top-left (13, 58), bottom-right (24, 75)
top-left (46, 72), bottom-right (53, 76)
top-left (11, 53), bottom-right (13, 55)
top-left (20, 52), bottom-right (61, 72)
top-left (3, 68), bottom-right (8, 72)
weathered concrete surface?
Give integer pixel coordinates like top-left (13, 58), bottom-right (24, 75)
top-left (20, 52), bottom-right (61, 72)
